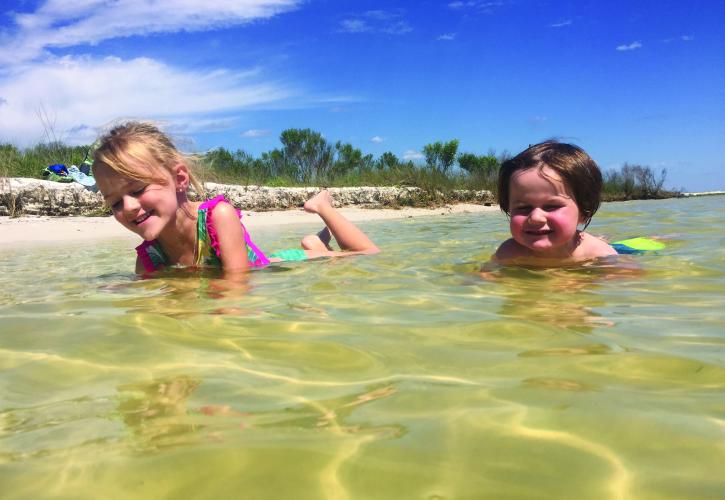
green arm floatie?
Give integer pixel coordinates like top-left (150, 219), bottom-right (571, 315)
top-left (611, 237), bottom-right (666, 254)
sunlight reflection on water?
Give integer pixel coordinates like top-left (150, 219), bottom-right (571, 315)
top-left (1, 197), bottom-right (724, 499)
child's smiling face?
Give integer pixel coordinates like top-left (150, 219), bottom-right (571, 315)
top-left (507, 166), bottom-right (584, 257)
top-left (95, 164), bottom-right (181, 242)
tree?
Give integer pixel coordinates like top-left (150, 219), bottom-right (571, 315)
top-left (260, 149), bottom-right (294, 180)
top-left (377, 151), bottom-right (399, 170)
top-left (457, 152), bottom-right (499, 179)
top-left (204, 147), bottom-right (235, 175)
top-left (333, 141), bottom-right (373, 176)
top-left (458, 152), bottom-right (481, 175)
top-left (604, 163), bottom-right (668, 199)
top-left (279, 128), bottom-right (334, 182)
top-left (422, 139), bottom-right (459, 172)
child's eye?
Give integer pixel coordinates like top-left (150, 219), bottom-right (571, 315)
top-left (543, 205), bottom-right (562, 211)
top-left (111, 200), bottom-right (123, 211)
top-left (512, 206), bottom-right (531, 214)
top-left (132, 186), bottom-right (147, 196)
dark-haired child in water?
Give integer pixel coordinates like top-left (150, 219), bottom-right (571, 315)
top-left (493, 141), bottom-right (616, 266)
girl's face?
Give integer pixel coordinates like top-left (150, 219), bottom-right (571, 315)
top-left (507, 166), bottom-right (584, 257)
top-left (95, 164), bottom-right (183, 241)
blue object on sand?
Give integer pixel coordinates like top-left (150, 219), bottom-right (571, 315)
top-left (47, 163), bottom-right (69, 175)
top-left (67, 165), bottom-right (96, 187)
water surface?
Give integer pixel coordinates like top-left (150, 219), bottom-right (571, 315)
top-left (1, 196), bottom-right (724, 499)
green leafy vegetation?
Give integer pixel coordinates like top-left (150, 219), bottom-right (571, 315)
top-left (602, 163), bottom-right (674, 200)
top-left (0, 142), bottom-right (88, 179)
top-left (0, 129), bottom-right (679, 201)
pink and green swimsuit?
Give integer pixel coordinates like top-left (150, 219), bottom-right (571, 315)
top-left (136, 196), bottom-right (271, 272)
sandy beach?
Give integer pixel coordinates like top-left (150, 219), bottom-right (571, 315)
top-left (0, 203), bottom-right (497, 248)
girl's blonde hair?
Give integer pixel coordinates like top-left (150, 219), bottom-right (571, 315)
top-left (92, 121), bottom-right (205, 196)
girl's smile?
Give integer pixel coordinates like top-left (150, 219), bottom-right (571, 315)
top-left (95, 166), bottom-right (183, 242)
top-left (134, 211), bottom-right (153, 225)
top-left (507, 166), bottom-right (584, 257)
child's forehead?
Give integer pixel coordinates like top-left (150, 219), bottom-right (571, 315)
top-left (511, 166), bottom-right (565, 186)
top-left (97, 156), bottom-right (168, 181)
top-left (96, 167), bottom-right (140, 196)
top-left (510, 167), bottom-right (572, 197)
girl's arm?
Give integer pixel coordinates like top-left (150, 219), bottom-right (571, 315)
top-left (209, 201), bottom-right (250, 272)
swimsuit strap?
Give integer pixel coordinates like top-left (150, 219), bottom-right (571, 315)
top-left (134, 196), bottom-right (270, 272)
top-left (201, 195), bottom-right (270, 267)
top-left (135, 240), bottom-right (168, 272)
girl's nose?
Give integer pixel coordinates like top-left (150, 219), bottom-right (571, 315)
top-left (528, 207), bottom-right (546, 223)
top-left (122, 194), bottom-right (140, 213)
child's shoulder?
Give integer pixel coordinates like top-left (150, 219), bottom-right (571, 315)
top-left (577, 232), bottom-right (617, 258)
top-left (199, 197), bottom-right (239, 221)
top-left (493, 238), bottom-right (527, 261)
top-left (208, 199), bottom-right (237, 216)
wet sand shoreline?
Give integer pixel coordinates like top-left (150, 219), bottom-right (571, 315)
top-left (0, 203), bottom-right (497, 248)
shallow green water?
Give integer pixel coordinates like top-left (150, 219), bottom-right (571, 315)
top-left (1, 196), bottom-right (724, 499)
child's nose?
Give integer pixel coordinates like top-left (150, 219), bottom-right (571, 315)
top-left (528, 207), bottom-right (546, 222)
top-left (122, 195), bottom-right (140, 213)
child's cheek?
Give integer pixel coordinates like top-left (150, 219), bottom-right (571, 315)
top-left (510, 215), bottom-right (525, 231)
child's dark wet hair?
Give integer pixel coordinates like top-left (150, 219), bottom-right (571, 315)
top-left (498, 141), bottom-right (603, 228)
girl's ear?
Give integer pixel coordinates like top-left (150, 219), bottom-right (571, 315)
top-left (171, 163), bottom-right (190, 191)
top-left (578, 211), bottom-right (591, 228)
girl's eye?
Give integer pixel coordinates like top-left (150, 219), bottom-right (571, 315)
top-left (132, 186), bottom-right (147, 196)
top-left (111, 200), bottom-right (122, 211)
top-left (512, 206), bottom-right (531, 214)
top-left (543, 205), bottom-right (563, 211)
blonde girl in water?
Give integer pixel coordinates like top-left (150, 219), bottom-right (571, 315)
top-left (92, 122), bottom-right (379, 275)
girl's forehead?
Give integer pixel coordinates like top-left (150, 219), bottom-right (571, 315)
top-left (96, 171), bottom-right (136, 200)
top-left (510, 167), bottom-right (573, 198)
top-left (511, 166), bottom-right (564, 186)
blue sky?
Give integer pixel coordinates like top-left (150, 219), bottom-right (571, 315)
top-left (0, 0), bottom-right (723, 191)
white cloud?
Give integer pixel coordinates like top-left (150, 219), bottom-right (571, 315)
top-left (339, 19), bottom-right (369, 34)
top-left (153, 118), bottom-right (238, 136)
top-left (338, 10), bottom-right (412, 35)
top-left (549, 20), bottom-right (572, 28)
top-left (662, 35), bottom-right (694, 43)
top-left (403, 149), bottom-right (423, 161)
top-left (528, 115), bottom-right (547, 124)
top-left (616, 41), bottom-right (642, 51)
top-left (437, 33), bottom-right (456, 41)
top-left (0, 55), bottom-right (294, 146)
top-left (448, 1), bottom-right (504, 12)
top-left (370, 135), bottom-right (385, 143)
top-left (242, 129), bottom-right (272, 138)
top-left (0, 0), bottom-right (301, 65)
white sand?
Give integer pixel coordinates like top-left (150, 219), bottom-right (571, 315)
top-left (0, 203), bottom-right (497, 248)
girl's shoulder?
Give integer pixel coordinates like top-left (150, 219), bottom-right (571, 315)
top-left (577, 232), bottom-right (617, 258)
top-left (199, 196), bottom-right (241, 224)
top-left (493, 238), bottom-right (527, 261)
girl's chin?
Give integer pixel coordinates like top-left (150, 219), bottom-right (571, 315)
top-left (521, 237), bottom-right (567, 252)
top-left (134, 222), bottom-right (161, 240)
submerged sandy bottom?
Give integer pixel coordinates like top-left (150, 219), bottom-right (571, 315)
top-left (1, 197), bottom-right (724, 499)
